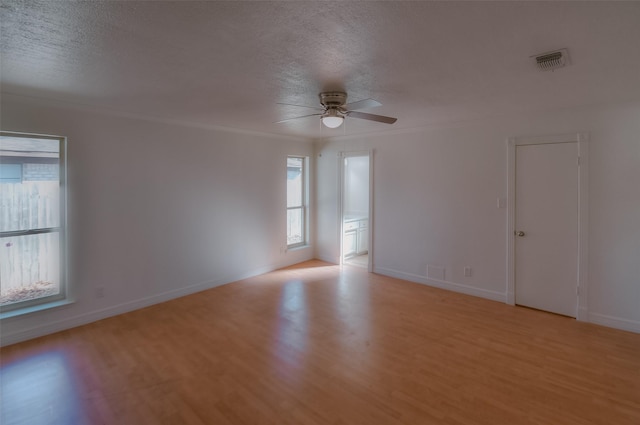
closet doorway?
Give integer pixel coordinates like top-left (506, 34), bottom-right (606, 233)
top-left (340, 152), bottom-right (372, 271)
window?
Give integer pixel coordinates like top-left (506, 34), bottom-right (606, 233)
top-left (287, 156), bottom-right (307, 247)
top-left (0, 132), bottom-right (67, 313)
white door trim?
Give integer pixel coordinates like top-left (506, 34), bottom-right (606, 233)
top-left (506, 133), bottom-right (589, 321)
top-left (338, 150), bottom-right (374, 272)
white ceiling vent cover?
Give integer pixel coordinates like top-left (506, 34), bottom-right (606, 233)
top-left (532, 48), bottom-right (570, 71)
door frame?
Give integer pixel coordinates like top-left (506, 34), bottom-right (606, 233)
top-left (506, 133), bottom-right (589, 321)
top-left (338, 150), bottom-right (374, 272)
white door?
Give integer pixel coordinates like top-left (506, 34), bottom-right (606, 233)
top-left (515, 142), bottom-right (578, 317)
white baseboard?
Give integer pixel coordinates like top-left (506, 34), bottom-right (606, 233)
top-left (1, 279), bottom-right (223, 346)
top-left (6, 260), bottom-right (637, 346)
top-left (588, 312), bottom-right (640, 334)
top-left (315, 252), bottom-right (340, 265)
top-left (374, 266), bottom-right (506, 303)
top-left (0, 258), bottom-right (309, 347)
top-left (577, 305), bottom-right (589, 322)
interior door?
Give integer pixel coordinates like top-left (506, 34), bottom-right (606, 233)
top-left (515, 142), bottom-right (578, 317)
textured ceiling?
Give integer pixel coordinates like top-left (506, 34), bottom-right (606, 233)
top-left (2, 1), bottom-right (640, 139)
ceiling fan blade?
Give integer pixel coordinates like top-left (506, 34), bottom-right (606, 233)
top-left (276, 102), bottom-right (324, 111)
top-left (343, 98), bottom-right (382, 111)
top-left (275, 113), bottom-right (322, 124)
top-left (347, 111), bottom-right (397, 124)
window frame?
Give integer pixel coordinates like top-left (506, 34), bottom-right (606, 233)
top-left (286, 155), bottom-right (307, 248)
top-left (0, 131), bottom-right (68, 315)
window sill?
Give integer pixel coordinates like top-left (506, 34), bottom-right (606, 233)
top-left (286, 244), bottom-right (311, 252)
top-left (0, 299), bottom-right (75, 320)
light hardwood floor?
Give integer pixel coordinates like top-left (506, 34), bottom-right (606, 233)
top-left (1, 260), bottom-right (639, 424)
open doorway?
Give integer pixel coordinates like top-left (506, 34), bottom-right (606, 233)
top-left (341, 152), bottom-right (372, 270)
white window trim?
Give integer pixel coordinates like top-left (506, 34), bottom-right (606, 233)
top-left (0, 131), bottom-right (69, 318)
top-left (287, 155), bottom-right (308, 249)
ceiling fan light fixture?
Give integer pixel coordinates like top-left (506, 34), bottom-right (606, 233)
top-left (321, 108), bottom-right (344, 128)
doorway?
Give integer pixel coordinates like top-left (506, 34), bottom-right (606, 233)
top-left (341, 152), bottom-right (372, 270)
top-left (507, 133), bottom-right (589, 320)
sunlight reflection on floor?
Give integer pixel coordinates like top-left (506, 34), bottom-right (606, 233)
top-left (1, 349), bottom-right (86, 425)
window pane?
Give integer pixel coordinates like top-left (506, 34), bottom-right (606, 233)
top-left (287, 208), bottom-right (303, 245)
top-left (0, 136), bottom-right (60, 232)
top-left (287, 157), bottom-right (303, 208)
top-left (1, 132), bottom-right (65, 311)
top-left (0, 232), bottom-right (61, 306)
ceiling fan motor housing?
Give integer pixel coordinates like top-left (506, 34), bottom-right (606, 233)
top-left (320, 92), bottom-right (347, 108)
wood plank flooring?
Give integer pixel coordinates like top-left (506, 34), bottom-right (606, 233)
top-left (1, 260), bottom-right (639, 424)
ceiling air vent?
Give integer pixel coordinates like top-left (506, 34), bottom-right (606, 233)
top-left (532, 48), bottom-right (569, 71)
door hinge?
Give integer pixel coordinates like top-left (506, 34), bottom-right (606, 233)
top-left (577, 156), bottom-right (580, 166)
top-left (576, 286), bottom-right (580, 295)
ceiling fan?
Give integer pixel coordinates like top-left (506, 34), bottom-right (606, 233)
top-left (276, 92), bottom-right (397, 129)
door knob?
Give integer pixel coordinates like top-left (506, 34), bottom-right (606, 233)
top-left (515, 231), bottom-right (525, 237)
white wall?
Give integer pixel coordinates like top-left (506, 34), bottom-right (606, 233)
top-left (0, 93), bottom-right (314, 345)
top-left (315, 101), bottom-right (640, 333)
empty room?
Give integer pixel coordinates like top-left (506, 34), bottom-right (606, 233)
top-left (1, 1), bottom-right (639, 424)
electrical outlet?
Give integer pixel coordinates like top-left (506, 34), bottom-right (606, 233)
top-left (464, 267), bottom-right (472, 277)
top-left (96, 286), bottom-right (105, 298)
